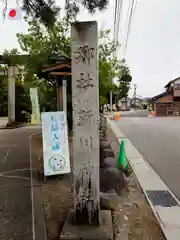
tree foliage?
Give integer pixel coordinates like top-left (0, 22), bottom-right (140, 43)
top-left (15, 78), bottom-right (31, 121)
top-left (98, 30), bottom-right (132, 104)
top-left (16, 17), bottom-right (70, 111)
top-left (17, 17), bottom-right (71, 74)
top-left (22, 0), bottom-right (60, 28)
top-left (117, 64), bottom-right (132, 100)
top-left (23, 74), bottom-right (57, 112)
top-left (1, 17), bottom-right (132, 121)
top-left (65, 0), bottom-right (108, 20)
top-left (17, 19), bottom-right (123, 105)
top-left (99, 29), bottom-right (119, 104)
top-left (0, 63), bottom-right (31, 120)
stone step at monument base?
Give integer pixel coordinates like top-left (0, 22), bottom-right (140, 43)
top-left (60, 209), bottom-right (113, 240)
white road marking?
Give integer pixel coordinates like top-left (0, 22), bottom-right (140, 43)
top-left (3, 147), bottom-right (10, 163)
top-left (0, 175), bottom-right (30, 181)
top-left (29, 131), bottom-right (40, 240)
top-left (0, 168), bottom-right (36, 175)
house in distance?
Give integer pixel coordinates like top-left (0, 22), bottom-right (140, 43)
top-left (152, 77), bottom-right (180, 116)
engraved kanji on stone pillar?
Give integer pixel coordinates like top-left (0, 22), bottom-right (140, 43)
top-left (71, 21), bottom-right (100, 225)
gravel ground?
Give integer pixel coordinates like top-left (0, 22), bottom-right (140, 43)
top-left (42, 174), bottom-right (73, 240)
top-left (106, 126), bottom-right (165, 240)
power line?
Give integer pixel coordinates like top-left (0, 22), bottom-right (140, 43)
top-left (123, 0), bottom-right (133, 57)
top-left (113, 0), bottom-right (118, 43)
top-left (123, 0), bottom-right (131, 52)
top-left (122, 0), bottom-right (137, 58)
top-left (115, 0), bottom-right (123, 48)
top-left (113, 0), bottom-right (138, 106)
top-left (113, 0), bottom-right (123, 58)
top-left (111, 0), bottom-right (123, 111)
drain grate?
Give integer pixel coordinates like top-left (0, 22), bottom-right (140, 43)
top-left (145, 190), bottom-right (179, 207)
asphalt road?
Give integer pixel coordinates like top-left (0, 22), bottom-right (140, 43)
top-left (120, 111), bottom-right (149, 118)
top-left (115, 117), bottom-right (180, 200)
top-left (0, 126), bottom-right (41, 240)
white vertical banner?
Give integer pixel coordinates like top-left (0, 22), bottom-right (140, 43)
top-left (30, 88), bottom-right (41, 124)
top-left (41, 111), bottom-right (70, 176)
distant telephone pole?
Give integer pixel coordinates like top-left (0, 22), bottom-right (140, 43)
top-left (133, 84), bottom-right (137, 106)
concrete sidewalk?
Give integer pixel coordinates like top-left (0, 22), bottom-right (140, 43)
top-left (108, 119), bottom-right (180, 240)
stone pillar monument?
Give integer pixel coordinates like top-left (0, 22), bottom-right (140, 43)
top-left (60, 21), bottom-right (113, 240)
top-left (71, 21), bottom-right (100, 225)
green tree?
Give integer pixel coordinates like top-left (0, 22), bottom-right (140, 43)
top-left (117, 63), bottom-right (132, 104)
top-left (15, 78), bottom-right (31, 122)
top-left (2, 48), bottom-right (21, 65)
top-left (99, 29), bottom-right (120, 105)
top-left (0, 64), bottom-right (31, 121)
top-left (17, 17), bottom-right (71, 112)
top-left (17, 19), bottom-right (120, 105)
top-left (3, 48), bottom-right (19, 55)
top-left (1, 49), bottom-right (33, 121)
top-left (65, 0), bottom-right (108, 19)
top-left (23, 74), bottom-right (57, 112)
top-left (17, 17), bottom-right (71, 74)
top-left (17, 18), bottom-right (131, 107)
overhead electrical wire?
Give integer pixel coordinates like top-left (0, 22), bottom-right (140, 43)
top-left (122, 0), bottom-right (137, 58)
top-left (113, 0), bottom-right (118, 43)
top-left (113, 0), bottom-right (123, 59)
top-left (113, 0), bottom-right (138, 61)
top-left (123, 0), bottom-right (132, 55)
top-left (115, 0), bottom-right (123, 41)
top-left (112, 0), bottom-right (138, 103)
top-left (115, 0), bottom-right (123, 49)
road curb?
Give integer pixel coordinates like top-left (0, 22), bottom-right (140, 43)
top-left (107, 118), bottom-right (180, 240)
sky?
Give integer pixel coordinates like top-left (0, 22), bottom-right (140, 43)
top-left (1, 0), bottom-right (180, 97)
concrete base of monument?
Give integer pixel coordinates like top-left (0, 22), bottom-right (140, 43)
top-left (60, 209), bottom-right (113, 240)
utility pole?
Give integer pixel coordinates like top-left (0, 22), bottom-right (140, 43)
top-left (133, 84), bottom-right (137, 107)
top-left (110, 91), bottom-right (113, 114)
